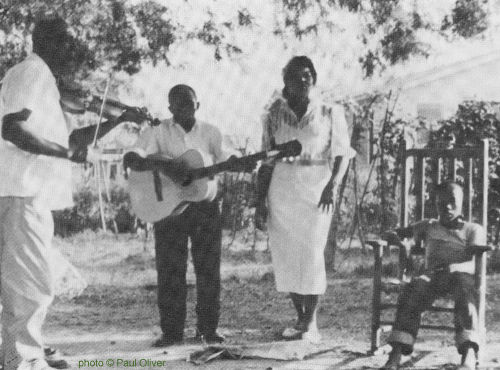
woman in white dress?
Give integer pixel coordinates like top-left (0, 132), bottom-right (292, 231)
top-left (256, 56), bottom-right (356, 341)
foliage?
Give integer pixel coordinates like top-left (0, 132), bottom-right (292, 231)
top-left (379, 21), bottom-right (429, 65)
top-left (431, 101), bottom-right (499, 165)
top-left (219, 172), bottom-right (256, 232)
top-left (0, 0), bottom-right (251, 78)
top-left (54, 170), bottom-right (259, 237)
top-left (442, 0), bottom-right (489, 38)
top-left (275, 0), bottom-right (492, 78)
top-left (53, 183), bottom-right (135, 236)
top-left (430, 101), bottom-right (500, 220)
top-left (1, 0), bottom-right (494, 81)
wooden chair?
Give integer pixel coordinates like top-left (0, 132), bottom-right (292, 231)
top-left (368, 139), bottom-right (491, 361)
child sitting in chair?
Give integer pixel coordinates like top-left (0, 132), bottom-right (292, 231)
top-left (381, 181), bottom-right (486, 370)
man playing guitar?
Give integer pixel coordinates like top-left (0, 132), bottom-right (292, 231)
top-left (124, 84), bottom-right (252, 347)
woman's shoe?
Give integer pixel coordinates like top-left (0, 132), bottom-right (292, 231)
top-left (281, 327), bottom-right (304, 340)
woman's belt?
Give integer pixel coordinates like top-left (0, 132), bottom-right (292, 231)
top-left (280, 157), bottom-right (328, 166)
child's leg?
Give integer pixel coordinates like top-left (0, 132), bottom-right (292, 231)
top-left (382, 276), bottom-right (436, 369)
top-left (451, 272), bottom-right (480, 355)
top-left (387, 276), bottom-right (436, 354)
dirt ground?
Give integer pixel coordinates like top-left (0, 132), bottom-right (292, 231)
top-left (45, 232), bottom-right (500, 369)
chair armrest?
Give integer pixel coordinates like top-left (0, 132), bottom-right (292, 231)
top-left (366, 239), bottom-right (387, 254)
top-left (366, 240), bottom-right (387, 248)
top-left (410, 245), bottom-right (425, 255)
top-left (466, 245), bottom-right (492, 256)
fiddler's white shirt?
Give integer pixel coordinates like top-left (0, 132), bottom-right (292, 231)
top-left (0, 53), bottom-right (73, 210)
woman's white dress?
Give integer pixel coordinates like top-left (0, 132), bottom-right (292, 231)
top-left (262, 92), bottom-right (356, 295)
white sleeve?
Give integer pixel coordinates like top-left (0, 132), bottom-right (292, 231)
top-left (211, 126), bottom-right (229, 163)
top-left (330, 105), bottom-right (356, 159)
top-left (2, 63), bottom-right (49, 115)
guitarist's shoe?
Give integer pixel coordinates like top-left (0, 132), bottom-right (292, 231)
top-left (195, 332), bottom-right (225, 344)
top-left (152, 335), bottom-right (183, 347)
top-left (43, 347), bottom-right (69, 369)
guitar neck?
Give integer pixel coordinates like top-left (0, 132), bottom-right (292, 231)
top-left (190, 151), bottom-right (271, 180)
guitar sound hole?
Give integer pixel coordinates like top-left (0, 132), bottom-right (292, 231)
top-left (181, 174), bottom-right (193, 187)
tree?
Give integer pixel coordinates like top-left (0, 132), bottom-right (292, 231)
top-left (442, 0), bottom-right (489, 38)
top-left (0, 0), bottom-right (250, 78)
top-left (1, 0), bottom-right (494, 80)
top-left (273, 0), bottom-right (493, 77)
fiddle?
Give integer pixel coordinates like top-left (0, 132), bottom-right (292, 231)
top-left (58, 79), bottom-right (161, 126)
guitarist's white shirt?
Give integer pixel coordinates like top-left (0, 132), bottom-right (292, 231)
top-left (135, 118), bottom-right (227, 164)
top-left (133, 118), bottom-right (228, 200)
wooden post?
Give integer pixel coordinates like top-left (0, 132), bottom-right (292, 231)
top-left (95, 161), bottom-right (107, 232)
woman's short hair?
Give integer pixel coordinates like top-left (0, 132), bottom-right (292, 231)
top-left (282, 56), bottom-right (317, 85)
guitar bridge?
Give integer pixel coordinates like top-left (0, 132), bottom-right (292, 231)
top-left (153, 170), bottom-right (163, 201)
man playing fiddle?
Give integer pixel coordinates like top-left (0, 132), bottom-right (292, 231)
top-left (0, 14), bottom-right (144, 370)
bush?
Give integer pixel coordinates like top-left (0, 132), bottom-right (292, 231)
top-left (53, 183), bottom-right (136, 237)
top-left (54, 171), bottom-right (258, 237)
top-left (430, 101), bottom-right (500, 242)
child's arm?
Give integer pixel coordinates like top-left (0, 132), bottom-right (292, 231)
top-left (383, 226), bottom-right (413, 247)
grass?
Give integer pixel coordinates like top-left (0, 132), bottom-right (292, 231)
top-left (47, 230), bottom-right (500, 347)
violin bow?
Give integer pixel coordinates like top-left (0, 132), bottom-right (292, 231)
top-left (91, 73), bottom-right (112, 232)
top-left (92, 74), bottom-right (112, 148)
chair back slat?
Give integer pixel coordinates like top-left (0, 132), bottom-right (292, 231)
top-left (464, 157), bottom-right (473, 222)
top-left (402, 140), bottom-right (488, 227)
top-left (448, 157), bottom-right (457, 182)
top-left (480, 139), bottom-right (489, 229)
top-left (400, 140), bottom-right (410, 227)
top-left (414, 156), bottom-right (425, 221)
top-left (430, 158), bottom-right (443, 218)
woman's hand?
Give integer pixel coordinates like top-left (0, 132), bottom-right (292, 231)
top-left (318, 181), bottom-right (338, 213)
top-left (255, 200), bottom-right (268, 231)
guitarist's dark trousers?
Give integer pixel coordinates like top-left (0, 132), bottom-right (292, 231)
top-left (154, 200), bottom-right (222, 340)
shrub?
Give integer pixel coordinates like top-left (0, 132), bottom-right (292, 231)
top-left (53, 183), bottom-right (136, 237)
top-left (430, 101), bottom-right (500, 242)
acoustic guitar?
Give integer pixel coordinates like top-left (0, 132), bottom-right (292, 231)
top-left (127, 140), bottom-right (302, 222)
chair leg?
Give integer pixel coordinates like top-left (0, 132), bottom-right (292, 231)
top-left (475, 252), bottom-right (487, 365)
top-left (371, 243), bottom-right (383, 353)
